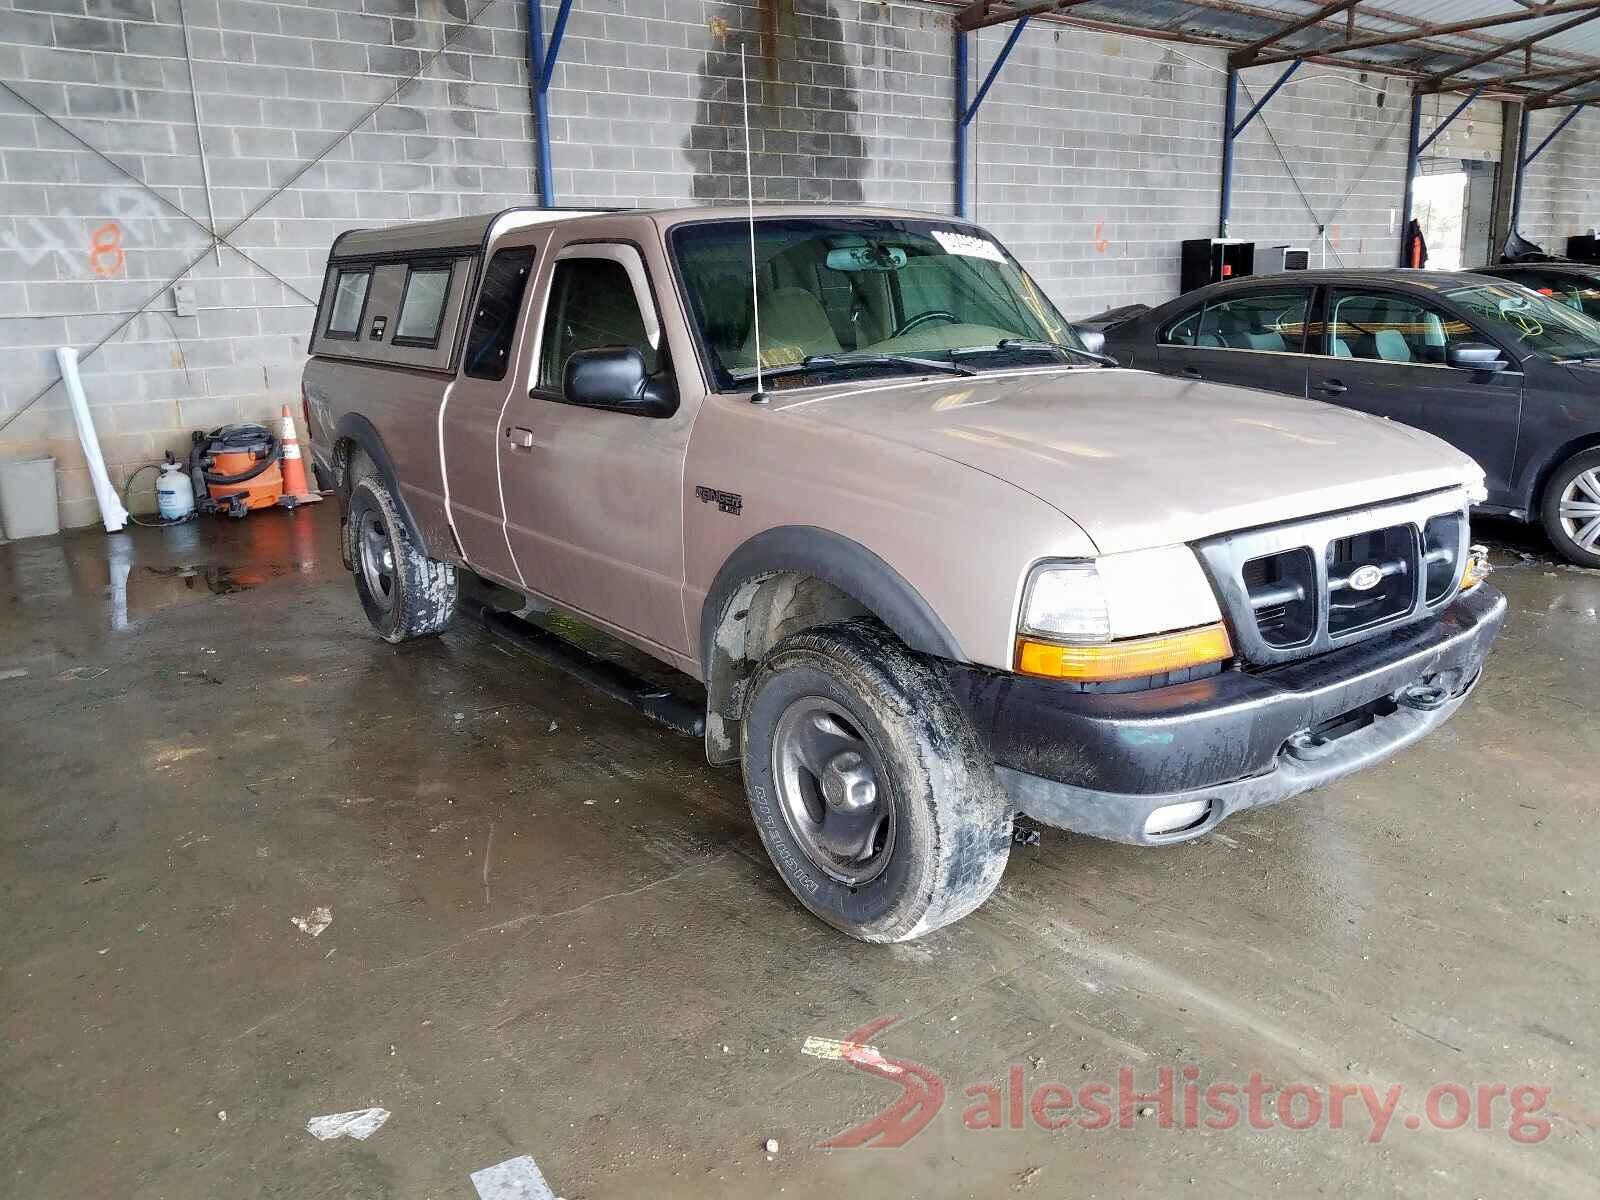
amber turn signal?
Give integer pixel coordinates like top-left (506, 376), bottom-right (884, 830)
top-left (1459, 544), bottom-right (1490, 592)
top-left (1015, 623), bottom-right (1234, 682)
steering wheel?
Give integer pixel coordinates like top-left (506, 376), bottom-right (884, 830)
top-left (892, 310), bottom-right (960, 338)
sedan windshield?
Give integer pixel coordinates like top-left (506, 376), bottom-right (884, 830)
top-left (1444, 283), bottom-right (1600, 361)
top-left (671, 218), bottom-right (1084, 390)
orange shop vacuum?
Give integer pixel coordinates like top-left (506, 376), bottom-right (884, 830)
top-left (188, 423), bottom-right (284, 518)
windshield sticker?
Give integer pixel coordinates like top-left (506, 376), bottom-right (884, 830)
top-left (931, 230), bottom-right (1006, 263)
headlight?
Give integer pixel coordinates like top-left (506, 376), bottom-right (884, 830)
top-left (1019, 564), bottom-right (1112, 642)
top-left (1016, 547), bottom-right (1232, 682)
top-left (1460, 543), bottom-right (1491, 592)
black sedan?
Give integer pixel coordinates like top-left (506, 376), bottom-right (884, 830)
top-left (1093, 269), bottom-right (1600, 566)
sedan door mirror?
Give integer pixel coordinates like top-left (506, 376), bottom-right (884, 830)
top-left (556, 347), bottom-right (678, 417)
top-left (1446, 342), bottom-right (1510, 372)
top-left (1073, 326), bottom-right (1108, 357)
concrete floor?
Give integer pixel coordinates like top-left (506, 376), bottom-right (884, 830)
top-left (2, 504), bottom-right (1596, 1199)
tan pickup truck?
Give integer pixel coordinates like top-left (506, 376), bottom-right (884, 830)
top-left (302, 205), bottom-right (1505, 942)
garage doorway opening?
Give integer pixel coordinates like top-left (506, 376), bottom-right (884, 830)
top-left (1414, 159), bottom-right (1499, 271)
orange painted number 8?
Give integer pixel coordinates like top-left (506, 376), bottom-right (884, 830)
top-left (89, 222), bottom-right (124, 279)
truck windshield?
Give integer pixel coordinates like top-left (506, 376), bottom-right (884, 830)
top-left (671, 218), bottom-right (1083, 389)
top-left (1444, 283), bottom-right (1600, 362)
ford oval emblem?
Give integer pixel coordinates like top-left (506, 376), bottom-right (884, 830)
top-left (1349, 564), bottom-right (1383, 592)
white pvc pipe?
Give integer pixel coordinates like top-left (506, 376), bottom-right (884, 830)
top-left (55, 346), bottom-right (128, 533)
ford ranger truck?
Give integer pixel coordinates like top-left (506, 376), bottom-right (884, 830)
top-left (301, 206), bottom-right (1506, 943)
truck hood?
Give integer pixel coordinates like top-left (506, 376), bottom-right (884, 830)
top-left (773, 368), bottom-right (1483, 554)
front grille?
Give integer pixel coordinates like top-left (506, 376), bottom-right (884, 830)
top-left (1327, 525), bottom-right (1415, 636)
top-left (1193, 494), bottom-right (1470, 668)
top-left (1243, 548), bottom-right (1315, 648)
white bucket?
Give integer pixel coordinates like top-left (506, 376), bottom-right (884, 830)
top-left (0, 455), bottom-right (61, 540)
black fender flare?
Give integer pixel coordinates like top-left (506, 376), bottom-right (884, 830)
top-left (698, 525), bottom-right (965, 672)
top-left (333, 412), bottom-right (426, 548)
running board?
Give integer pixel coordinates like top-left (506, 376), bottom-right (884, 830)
top-left (472, 605), bottom-right (706, 738)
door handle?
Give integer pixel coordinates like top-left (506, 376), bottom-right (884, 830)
top-left (1182, 366), bottom-right (1203, 379)
top-left (1318, 380), bottom-right (1348, 395)
top-left (505, 426), bottom-right (535, 450)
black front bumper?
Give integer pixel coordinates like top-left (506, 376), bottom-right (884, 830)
top-left (943, 585), bottom-right (1506, 845)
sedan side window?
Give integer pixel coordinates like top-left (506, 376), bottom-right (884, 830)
top-left (1327, 291), bottom-right (1474, 365)
top-left (1162, 292), bottom-right (1309, 351)
top-left (1161, 308), bottom-right (1202, 346)
top-left (537, 257), bottom-right (659, 394)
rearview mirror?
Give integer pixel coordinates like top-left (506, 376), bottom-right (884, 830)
top-left (1073, 326), bottom-right (1108, 357)
top-left (557, 347), bottom-right (678, 417)
top-left (824, 245), bottom-right (907, 273)
top-left (1446, 342), bottom-right (1509, 372)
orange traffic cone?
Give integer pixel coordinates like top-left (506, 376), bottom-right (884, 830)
top-left (277, 403), bottom-right (323, 506)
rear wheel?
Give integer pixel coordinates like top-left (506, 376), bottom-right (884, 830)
top-left (740, 618), bottom-right (1011, 942)
top-left (345, 473), bottom-right (457, 642)
top-left (1540, 449), bottom-right (1600, 568)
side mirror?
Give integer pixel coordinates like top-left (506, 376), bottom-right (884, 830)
top-left (1073, 326), bottom-right (1107, 357)
top-left (557, 347), bottom-right (678, 417)
top-left (1446, 342), bottom-right (1509, 372)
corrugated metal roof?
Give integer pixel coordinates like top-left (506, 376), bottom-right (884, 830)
top-left (961, 1), bottom-right (1600, 104)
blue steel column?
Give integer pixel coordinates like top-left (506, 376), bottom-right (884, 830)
top-left (529, 0), bottom-right (552, 206)
top-left (953, 16), bottom-right (1028, 219)
top-left (1398, 90), bottom-right (1422, 265)
top-left (1218, 68), bottom-right (1239, 237)
top-left (954, 27), bottom-right (968, 217)
top-left (528, 0), bottom-right (573, 207)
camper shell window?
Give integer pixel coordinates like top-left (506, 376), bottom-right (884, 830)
top-left (326, 269), bottom-right (371, 339)
top-left (393, 265), bottom-right (454, 348)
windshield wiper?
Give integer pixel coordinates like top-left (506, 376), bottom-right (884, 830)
top-left (998, 337), bottom-right (1118, 367)
top-left (950, 338), bottom-right (1117, 367)
top-left (734, 352), bottom-right (976, 383)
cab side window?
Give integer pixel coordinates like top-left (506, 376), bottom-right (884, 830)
top-left (1327, 291), bottom-right (1473, 365)
top-left (537, 258), bottom-right (658, 394)
top-left (1161, 291), bottom-right (1308, 351)
top-left (463, 247), bottom-right (535, 381)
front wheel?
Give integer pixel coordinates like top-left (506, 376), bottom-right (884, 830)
top-left (345, 473), bottom-right (458, 642)
top-left (1540, 449), bottom-right (1600, 568)
top-left (740, 618), bottom-right (1011, 942)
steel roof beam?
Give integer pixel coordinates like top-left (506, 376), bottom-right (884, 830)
top-left (1527, 66), bottom-right (1600, 105)
top-left (953, 0), bottom-right (1094, 33)
top-left (1419, 7), bottom-right (1600, 93)
top-left (1231, 0), bottom-right (1363, 68)
top-left (1252, 0), bottom-right (1600, 68)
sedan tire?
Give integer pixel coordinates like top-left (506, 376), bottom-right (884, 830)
top-left (1540, 449), bottom-right (1600, 568)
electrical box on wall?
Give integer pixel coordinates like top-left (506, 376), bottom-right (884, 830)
top-left (1180, 239), bottom-right (1255, 293)
top-left (172, 282), bottom-right (197, 318)
top-left (1566, 234), bottom-right (1600, 264)
top-left (1261, 245), bottom-right (1310, 272)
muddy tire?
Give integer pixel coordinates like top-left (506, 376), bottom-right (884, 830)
top-left (741, 618), bottom-right (1011, 942)
top-left (345, 473), bottom-right (457, 643)
top-left (1540, 448), bottom-right (1600, 568)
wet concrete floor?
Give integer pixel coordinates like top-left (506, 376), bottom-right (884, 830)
top-left (1, 506), bottom-right (1596, 1198)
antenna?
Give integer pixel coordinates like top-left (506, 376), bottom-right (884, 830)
top-left (740, 45), bottom-right (765, 402)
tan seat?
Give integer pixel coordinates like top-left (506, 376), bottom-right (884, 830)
top-left (740, 287), bottom-right (840, 368)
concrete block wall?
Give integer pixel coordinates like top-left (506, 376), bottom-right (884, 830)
top-left (1519, 107), bottom-right (1600, 252)
top-left (0, 0), bottom-right (539, 529)
top-left (1, 0), bottom-right (1596, 532)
